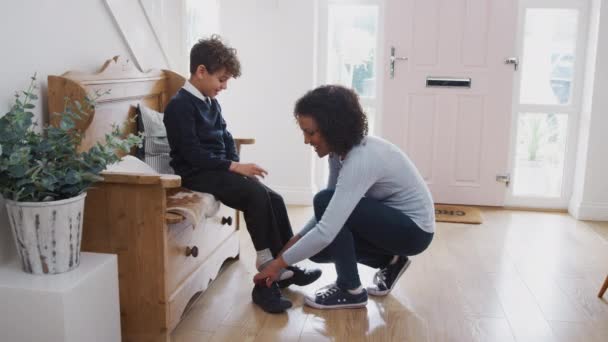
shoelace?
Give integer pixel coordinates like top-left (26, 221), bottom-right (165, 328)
top-left (314, 282), bottom-right (336, 295)
top-left (288, 265), bottom-right (302, 274)
top-left (269, 283), bottom-right (281, 296)
top-left (318, 285), bottom-right (340, 299)
top-left (373, 268), bottom-right (389, 286)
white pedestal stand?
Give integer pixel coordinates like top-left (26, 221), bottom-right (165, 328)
top-left (0, 252), bottom-right (121, 342)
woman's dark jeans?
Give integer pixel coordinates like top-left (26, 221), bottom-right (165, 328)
top-left (309, 190), bottom-right (434, 290)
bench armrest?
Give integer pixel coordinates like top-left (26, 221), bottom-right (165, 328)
top-left (234, 138), bottom-right (255, 155)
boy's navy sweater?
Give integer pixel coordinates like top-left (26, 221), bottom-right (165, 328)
top-left (163, 89), bottom-right (239, 177)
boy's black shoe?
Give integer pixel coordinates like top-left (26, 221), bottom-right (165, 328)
top-left (251, 282), bottom-right (292, 314)
top-left (367, 256), bottom-right (411, 296)
top-left (304, 283), bottom-right (368, 309)
top-left (277, 265), bottom-right (322, 288)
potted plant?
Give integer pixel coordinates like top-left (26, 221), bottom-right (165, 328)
top-left (0, 75), bottom-right (141, 274)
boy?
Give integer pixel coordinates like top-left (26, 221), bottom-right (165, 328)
top-left (163, 35), bottom-right (321, 314)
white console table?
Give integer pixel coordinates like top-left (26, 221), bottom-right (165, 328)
top-left (0, 252), bottom-right (121, 342)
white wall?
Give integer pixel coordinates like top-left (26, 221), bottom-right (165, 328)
top-left (569, 0), bottom-right (608, 220)
top-left (218, 0), bottom-right (319, 204)
top-left (141, 0), bottom-right (189, 73)
top-left (0, 0), bottom-right (179, 265)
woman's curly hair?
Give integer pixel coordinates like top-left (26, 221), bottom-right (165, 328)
top-left (294, 85), bottom-right (368, 156)
top-left (190, 35), bottom-right (241, 77)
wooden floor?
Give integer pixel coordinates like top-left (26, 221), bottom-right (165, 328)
top-left (171, 207), bottom-right (608, 342)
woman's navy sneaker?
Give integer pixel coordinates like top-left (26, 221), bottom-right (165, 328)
top-left (367, 256), bottom-right (411, 296)
top-left (277, 265), bottom-right (322, 288)
top-left (304, 283), bottom-right (368, 309)
top-left (252, 282), bottom-right (292, 314)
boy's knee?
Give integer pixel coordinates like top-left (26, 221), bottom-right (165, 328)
top-left (267, 188), bottom-right (285, 203)
top-left (242, 180), bottom-right (269, 202)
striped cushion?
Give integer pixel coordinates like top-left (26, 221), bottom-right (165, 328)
top-left (138, 105), bottom-right (174, 174)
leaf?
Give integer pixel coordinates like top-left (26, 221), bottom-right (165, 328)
top-left (59, 118), bottom-right (75, 130)
top-left (16, 178), bottom-right (32, 188)
top-left (80, 172), bottom-right (103, 182)
top-left (63, 170), bottom-right (81, 185)
top-left (8, 164), bottom-right (26, 178)
top-left (0, 77), bottom-right (143, 202)
top-left (40, 176), bottom-right (57, 191)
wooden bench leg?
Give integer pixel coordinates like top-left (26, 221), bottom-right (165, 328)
top-left (599, 274), bottom-right (608, 298)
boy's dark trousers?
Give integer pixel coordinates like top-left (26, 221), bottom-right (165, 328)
top-left (182, 170), bottom-right (293, 255)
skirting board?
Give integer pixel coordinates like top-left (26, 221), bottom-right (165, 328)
top-left (568, 200), bottom-right (608, 221)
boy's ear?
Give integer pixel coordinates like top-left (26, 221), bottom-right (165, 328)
top-left (195, 65), bottom-right (209, 77)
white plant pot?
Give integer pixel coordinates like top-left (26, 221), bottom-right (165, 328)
top-left (5, 193), bottom-right (87, 274)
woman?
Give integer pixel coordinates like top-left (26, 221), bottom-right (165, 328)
top-left (254, 85), bottom-right (435, 309)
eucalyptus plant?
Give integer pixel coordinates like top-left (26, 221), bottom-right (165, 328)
top-left (0, 75), bottom-right (142, 202)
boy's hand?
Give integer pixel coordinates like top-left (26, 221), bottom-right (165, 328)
top-left (230, 162), bottom-right (268, 179)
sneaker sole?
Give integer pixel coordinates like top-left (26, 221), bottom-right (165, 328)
top-left (251, 298), bottom-right (292, 314)
top-left (304, 296), bottom-right (367, 310)
top-left (251, 289), bottom-right (292, 314)
top-left (367, 257), bottom-right (412, 297)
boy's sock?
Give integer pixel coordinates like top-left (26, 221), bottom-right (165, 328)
top-left (347, 285), bottom-right (364, 295)
top-left (256, 248), bottom-right (293, 281)
top-left (256, 248), bottom-right (273, 267)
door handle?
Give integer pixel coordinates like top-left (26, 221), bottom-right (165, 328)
top-left (505, 57), bottom-right (519, 71)
top-left (390, 46), bottom-right (408, 79)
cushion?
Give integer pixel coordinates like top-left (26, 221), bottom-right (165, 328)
top-left (137, 104), bottom-right (174, 174)
top-left (166, 188), bottom-right (220, 226)
top-left (105, 155), bottom-right (159, 174)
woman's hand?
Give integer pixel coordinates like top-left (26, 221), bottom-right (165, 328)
top-left (253, 257), bottom-right (288, 287)
top-left (278, 235), bottom-right (301, 257)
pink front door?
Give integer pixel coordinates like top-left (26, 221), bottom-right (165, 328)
top-left (381, 0), bottom-right (518, 206)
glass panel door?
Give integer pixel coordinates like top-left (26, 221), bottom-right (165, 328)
top-left (507, 0), bottom-right (588, 208)
top-left (320, 0), bottom-right (381, 134)
top-left (519, 9), bottom-right (578, 105)
top-left (315, 0), bottom-right (383, 189)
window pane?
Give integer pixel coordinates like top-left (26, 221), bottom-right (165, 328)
top-left (327, 4), bottom-right (378, 98)
top-left (519, 9), bottom-right (578, 105)
top-left (363, 105), bottom-right (376, 135)
top-left (512, 113), bottom-right (568, 197)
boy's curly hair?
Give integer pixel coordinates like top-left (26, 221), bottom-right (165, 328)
top-left (190, 35), bottom-right (241, 77)
top-left (294, 85), bottom-right (368, 156)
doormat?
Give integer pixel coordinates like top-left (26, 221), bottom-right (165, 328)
top-left (434, 204), bottom-right (483, 224)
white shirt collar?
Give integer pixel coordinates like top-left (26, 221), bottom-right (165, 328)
top-left (182, 80), bottom-right (210, 103)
